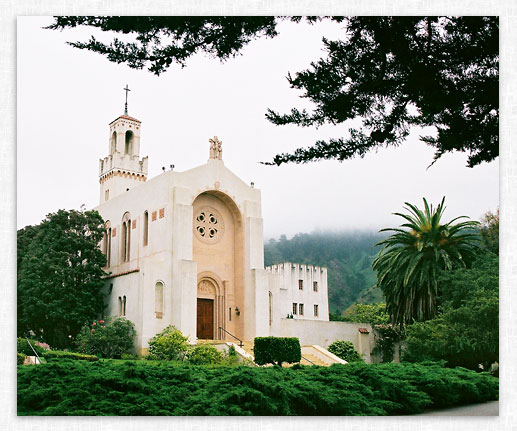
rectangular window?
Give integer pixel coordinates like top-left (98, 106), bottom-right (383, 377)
top-left (314, 304), bottom-right (319, 317)
top-left (299, 304), bottom-right (304, 316)
top-left (313, 281), bottom-right (318, 292)
top-left (298, 280), bottom-right (303, 290)
top-left (229, 307), bottom-right (232, 322)
top-left (105, 189), bottom-right (109, 201)
top-left (292, 303), bottom-right (297, 315)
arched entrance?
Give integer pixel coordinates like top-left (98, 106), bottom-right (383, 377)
top-left (197, 277), bottom-right (224, 339)
top-left (192, 190), bottom-right (244, 340)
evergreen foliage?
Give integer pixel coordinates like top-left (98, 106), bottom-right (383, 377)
top-left (147, 325), bottom-right (190, 361)
top-left (265, 231), bottom-right (383, 314)
top-left (17, 353), bottom-right (26, 365)
top-left (403, 250), bottom-right (498, 370)
top-left (48, 17), bottom-right (498, 168)
top-left (42, 350), bottom-right (99, 362)
top-left (186, 344), bottom-right (224, 365)
top-left (373, 197), bottom-right (479, 326)
top-left (253, 337), bottom-right (301, 366)
top-left (340, 303), bottom-right (390, 325)
top-left (75, 317), bottom-right (137, 359)
top-left (327, 340), bottom-right (363, 362)
top-left (17, 209), bottom-right (107, 349)
top-left (17, 360), bottom-right (498, 415)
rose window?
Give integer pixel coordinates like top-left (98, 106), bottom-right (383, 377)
top-left (194, 207), bottom-right (224, 243)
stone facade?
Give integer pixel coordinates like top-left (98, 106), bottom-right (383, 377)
top-left (95, 113), bottom-right (371, 357)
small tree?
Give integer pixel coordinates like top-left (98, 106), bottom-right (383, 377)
top-left (327, 340), bottom-right (363, 363)
top-left (147, 325), bottom-right (190, 361)
top-left (75, 317), bottom-right (136, 358)
top-left (253, 337), bottom-right (301, 366)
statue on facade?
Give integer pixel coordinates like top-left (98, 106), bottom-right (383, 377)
top-left (209, 136), bottom-right (223, 160)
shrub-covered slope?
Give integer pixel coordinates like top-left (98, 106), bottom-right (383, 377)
top-left (18, 361), bottom-right (497, 416)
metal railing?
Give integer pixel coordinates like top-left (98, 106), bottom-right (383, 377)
top-left (301, 355), bottom-right (316, 365)
top-left (25, 338), bottom-right (45, 364)
top-left (218, 327), bottom-right (243, 347)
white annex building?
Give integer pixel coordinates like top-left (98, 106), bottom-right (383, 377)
top-left (95, 107), bottom-right (375, 361)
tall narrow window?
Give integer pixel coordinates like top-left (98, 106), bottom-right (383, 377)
top-left (313, 281), bottom-right (318, 292)
top-left (118, 296), bottom-right (122, 316)
top-left (314, 304), bottom-right (319, 317)
top-left (292, 303), bottom-right (297, 315)
top-left (125, 130), bottom-right (134, 155)
top-left (122, 213), bottom-right (131, 262)
top-left (299, 303), bottom-right (304, 316)
top-left (155, 282), bottom-right (164, 318)
top-left (269, 291), bottom-right (273, 326)
top-left (104, 223), bottom-right (112, 268)
top-left (105, 189), bottom-right (109, 201)
top-left (143, 211), bottom-right (149, 246)
top-left (298, 280), bottom-right (303, 290)
top-left (110, 131), bottom-right (117, 154)
top-left (122, 296), bottom-right (127, 316)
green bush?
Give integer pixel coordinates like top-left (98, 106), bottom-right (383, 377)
top-left (17, 361), bottom-right (498, 415)
top-left (254, 337), bottom-right (301, 366)
top-left (328, 340), bottom-right (363, 362)
top-left (121, 353), bottom-right (139, 360)
top-left (147, 325), bottom-right (190, 361)
top-left (17, 338), bottom-right (46, 356)
top-left (43, 350), bottom-right (99, 362)
top-left (17, 353), bottom-right (26, 365)
top-left (75, 317), bottom-right (136, 359)
top-left (186, 344), bottom-right (223, 365)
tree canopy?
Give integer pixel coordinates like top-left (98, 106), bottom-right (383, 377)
top-left (17, 209), bottom-right (107, 348)
top-left (48, 16), bottom-right (498, 168)
top-left (372, 197), bottom-right (479, 326)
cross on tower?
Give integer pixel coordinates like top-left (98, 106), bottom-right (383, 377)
top-left (123, 84), bottom-right (131, 115)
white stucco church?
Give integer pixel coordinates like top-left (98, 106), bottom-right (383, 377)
top-left (96, 107), bottom-right (374, 360)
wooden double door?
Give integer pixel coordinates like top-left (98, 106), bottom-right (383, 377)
top-left (197, 298), bottom-right (214, 339)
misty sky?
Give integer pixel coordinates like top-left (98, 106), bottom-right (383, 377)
top-left (17, 17), bottom-right (499, 238)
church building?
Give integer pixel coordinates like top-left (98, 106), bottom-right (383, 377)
top-left (95, 109), bottom-right (333, 354)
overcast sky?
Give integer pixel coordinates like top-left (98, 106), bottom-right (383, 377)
top-left (17, 16), bottom-right (499, 239)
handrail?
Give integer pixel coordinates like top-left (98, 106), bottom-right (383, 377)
top-left (301, 355), bottom-right (316, 365)
top-left (218, 327), bottom-right (243, 347)
top-left (25, 338), bottom-right (45, 364)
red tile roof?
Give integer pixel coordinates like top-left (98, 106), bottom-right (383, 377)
top-left (358, 328), bottom-right (369, 334)
top-left (109, 114), bottom-right (141, 125)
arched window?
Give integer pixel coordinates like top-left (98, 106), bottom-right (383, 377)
top-left (125, 130), bottom-right (134, 155)
top-left (122, 212), bottom-right (131, 262)
top-left (110, 131), bottom-right (117, 154)
top-left (104, 222), bottom-right (112, 267)
top-left (118, 296), bottom-right (122, 316)
top-left (155, 281), bottom-right (164, 318)
top-left (143, 211), bottom-right (149, 246)
top-left (122, 296), bottom-right (127, 316)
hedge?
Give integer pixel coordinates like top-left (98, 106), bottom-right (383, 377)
top-left (42, 350), bottom-right (99, 362)
top-left (17, 360), bottom-right (498, 415)
top-left (254, 337), bottom-right (301, 366)
top-left (17, 353), bottom-right (26, 365)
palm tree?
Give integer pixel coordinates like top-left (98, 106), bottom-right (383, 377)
top-left (373, 197), bottom-right (479, 327)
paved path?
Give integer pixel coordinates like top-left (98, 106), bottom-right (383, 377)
top-left (414, 400), bottom-right (499, 416)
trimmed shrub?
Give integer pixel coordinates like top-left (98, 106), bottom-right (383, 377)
top-left (75, 317), bottom-right (136, 359)
top-left (254, 337), bottom-right (301, 366)
top-left (17, 353), bottom-right (26, 365)
top-left (43, 350), bottom-right (99, 362)
top-left (328, 340), bottom-right (363, 362)
top-left (187, 344), bottom-right (223, 365)
top-left (17, 361), bottom-right (498, 416)
top-left (147, 325), bottom-right (189, 361)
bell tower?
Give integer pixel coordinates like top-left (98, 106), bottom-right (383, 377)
top-left (99, 86), bottom-right (148, 203)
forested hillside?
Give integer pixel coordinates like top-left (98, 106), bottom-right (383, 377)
top-left (264, 231), bottom-right (386, 314)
